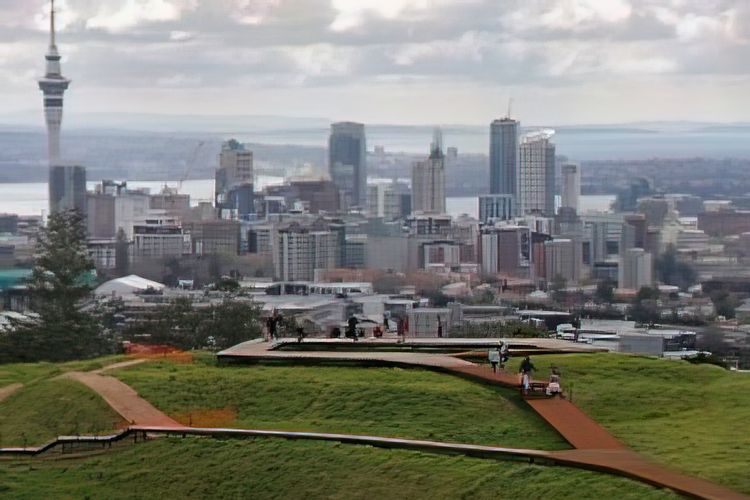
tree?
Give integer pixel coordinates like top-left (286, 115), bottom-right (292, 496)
top-left (130, 298), bottom-right (263, 350)
top-left (595, 279), bottom-right (615, 304)
top-left (710, 290), bottom-right (737, 319)
top-left (656, 245), bottom-right (697, 290)
top-left (628, 286), bottom-right (661, 327)
top-left (0, 210), bottom-right (110, 362)
top-left (550, 275), bottom-right (567, 304)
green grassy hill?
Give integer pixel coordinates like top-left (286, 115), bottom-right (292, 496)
top-left (507, 353), bottom-right (750, 493)
top-left (113, 359), bottom-right (567, 450)
top-left (0, 379), bottom-right (124, 446)
top-left (0, 438), bottom-right (677, 499)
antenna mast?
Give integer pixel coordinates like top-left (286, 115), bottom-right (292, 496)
top-left (507, 97), bottom-right (513, 119)
top-left (50, 0), bottom-right (56, 48)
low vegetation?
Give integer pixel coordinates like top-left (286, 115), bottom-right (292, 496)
top-left (0, 356), bottom-right (127, 386)
top-left (0, 379), bottom-right (124, 446)
top-left (507, 353), bottom-right (750, 493)
top-left (115, 359), bottom-right (567, 450)
top-left (0, 438), bottom-right (677, 499)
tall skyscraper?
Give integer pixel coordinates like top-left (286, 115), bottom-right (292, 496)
top-left (489, 118), bottom-right (519, 197)
top-left (38, 0), bottom-right (70, 166)
top-left (519, 131), bottom-right (556, 216)
top-left (329, 122), bottom-right (366, 209)
top-left (411, 128), bottom-right (446, 214)
top-left (49, 165), bottom-right (86, 214)
top-left (215, 139), bottom-right (254, 218)
top-left (561, 163), bottom-right (581, 215)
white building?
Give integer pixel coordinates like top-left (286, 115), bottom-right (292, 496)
top-left (619, 248), bottom-right (653, 290)
top-left (545, 238), bottom-right (579, 284)
top-left (519, 131), bottom-right (556, 216)
top-left (132, 214), bottom-right (190, 260)
top-left (275, 227), bottom-right (340, 281)
top-left (368, 182), bottom-right (410, 220)
top-left (561, 163), bottom-right (581, 214)
top-left (411, 128), bottom-right (446, 214)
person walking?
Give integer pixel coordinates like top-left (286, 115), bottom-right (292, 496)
top-left (488, 348), bottom-right (500, 373)
top-left (519, 356), bottom-right (536, 394)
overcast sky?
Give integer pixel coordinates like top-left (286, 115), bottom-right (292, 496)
top-left (0, 0), bottom-right (749, 126)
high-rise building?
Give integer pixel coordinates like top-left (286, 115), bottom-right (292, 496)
top-left (478, 194), bottom-right (515, 224)
top-left (49, 165), bottom-right (86, 214)
top-left (519, 131), bottom-right (556, 216)
top-left (215, 139), bottom-right (254, 218)
top-left (619, 248), bottom-right (653, 290)
top-left (561, 163), bottom-right (581, 215)
top-left (275, 226), bottom-right (340, 281)
top-left (489, 118), bottom-right (519, 197)
top-left (368, 182), bottom-right (411, 220)
top-left (38, 0), bottom-right (70, 167)
top-left (411, 128), bottom-right (446, 214)
top-left (329, 122), bottom-right (367, 208)
top-left (544, 238), bottom-right (579, 284)
top-left (480, 225), bottom-right (532, 278)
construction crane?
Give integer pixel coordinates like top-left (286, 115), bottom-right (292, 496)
top-left (179, 140), bottom-right (205, 191)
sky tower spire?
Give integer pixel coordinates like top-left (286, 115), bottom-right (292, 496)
top-left (50, 0), bottom-right (56, 48)
top-left (38, 0), bottom-right (70, 166)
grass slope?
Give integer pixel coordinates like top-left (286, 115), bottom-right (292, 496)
top-left (0, 356), bottom-right (127, 387)
top-left (115, 359), bottom-right (568, 450)
top-left (0, 379), bottom-right (124, 446)
top-left (507, 353), bottom-right (750, 493)
top-left (0, 438), bottom-right (677, 499)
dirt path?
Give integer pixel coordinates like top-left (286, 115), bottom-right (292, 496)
top-left (92, 358), bottom-right (148, 374)
top-left (64, 371), bottom-right (182, 427)
top-left (0, 383), bottom-right (23, 403)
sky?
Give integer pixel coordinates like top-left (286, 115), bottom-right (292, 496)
top-left (0, 0), bottom-right (749, 126)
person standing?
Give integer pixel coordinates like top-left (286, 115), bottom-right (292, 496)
top-left (519, 356), bottom-right (536, 394)
top-left (437, 315), bottom-right (443, 338)
top-left (488, 348), bottom-right (500, 373)
top-left (347, 315), bottom-right (359, 342)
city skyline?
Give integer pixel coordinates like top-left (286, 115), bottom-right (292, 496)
top-left (0, 0), bottom-right (748, 126)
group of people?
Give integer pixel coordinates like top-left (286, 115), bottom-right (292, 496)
top-left (489, 347), bottom-right (562, 397)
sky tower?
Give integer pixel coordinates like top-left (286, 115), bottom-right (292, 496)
top-left (38, 0), bottom-right (70, 166)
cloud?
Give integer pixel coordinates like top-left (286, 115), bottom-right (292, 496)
top-left (0, 0), bottom-right (746, 124)
top-left (329, 0), bottom-right (478, 31)
top-left (86, 0), bottom-right (197, 32)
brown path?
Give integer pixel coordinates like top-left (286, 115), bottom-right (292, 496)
top-left (92, 358), bottom-right (148, 374)
top-left (64, 371), bottom-right (182, 427)
top-left (0, 383), bottom-right (23, 403)
top-left (217, 340), bottom-right (748, 499)
top-left (551, 449), bottom-right (747, 500)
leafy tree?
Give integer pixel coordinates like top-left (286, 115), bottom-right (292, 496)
top-left (595, 279), bottom-right (615, 304)
top-left (656, 245), bottom-right (697, 290)
top-left (710, 290), bottom-right (737, 319)
top-left (0, 210), bottom-right (111, 362)
top-left (212, 277), bottom-right (240, 293)
top-left (550, 275), bottom-right (567, 304)
top-left (129, 298), bottom-right (263, 350)
top-left (628, 286), bottom-right (661, 327)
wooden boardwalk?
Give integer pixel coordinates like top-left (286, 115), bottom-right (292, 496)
top-left (215, 340), bottom-right (748, 499)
